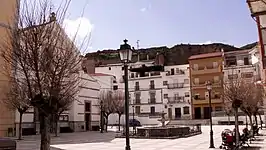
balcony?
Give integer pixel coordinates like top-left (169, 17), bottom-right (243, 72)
top-left (166, 70), bottom-right (185, 76)
top-left (191, 65), bottom-right (222, 75)
top-left (167, 83), bottom-right (184, 89)
top-left (192, 80), bottom-right (222, 89)
top-left (193, 97), bottom-right (223, 105)
top-left (148, 98), bottom-right (156, 104)
top-left (167, 96), bottom-right (186, 104)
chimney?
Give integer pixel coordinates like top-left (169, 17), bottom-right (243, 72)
top-left (49, 12), bottom-right (56, 22)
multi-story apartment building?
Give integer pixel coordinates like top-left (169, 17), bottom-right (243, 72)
top-left (95, 58), bottom-right (191, 125)
top-left (247, 0), bottom-right (266, 123)
top-left (0, 0), bottom-right (19, 137)
top-left (189, 52), bottom-right (224, 119)
top-left (223, 47), bottom-right (260, 83)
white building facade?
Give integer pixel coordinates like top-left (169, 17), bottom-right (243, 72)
top-left (223, 48), bottom-right (260, 83)
top-left (95, 61), bottom-right (192, 125)
top-left (15, 71), bottom-right (101, 135)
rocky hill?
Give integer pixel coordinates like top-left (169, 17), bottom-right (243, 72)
top-left (84, 43), bottom-right (243, 67)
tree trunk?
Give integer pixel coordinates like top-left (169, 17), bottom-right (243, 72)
top-left (249, 115), bottom-right (254, 137)
top-left (105, 115), bottom-right (109, 132)
top-left (234, 107), bottom-right (239, 146)
top-left (259, 113), bottom-right (263, 129)
top-left (118, 114), bottom-right (121, 131)
top-left (40, 114), bottom-right (51, 150)
top-left (54, 121), bottom-right (59, 137)
top-left (254, 113), bottom-right (258, 126)
top-left (18, 112), bottom-right (23, 140)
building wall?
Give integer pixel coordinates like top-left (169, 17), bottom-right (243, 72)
top-left (15, 71), bottom-right (101, 134)
top-left (0, 0), bottom-right (18, 137)
top-left (189, 56), bottom-right (224, 119)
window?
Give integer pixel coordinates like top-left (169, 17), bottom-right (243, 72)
top-left (171, 68), bottom-right (175, 75)
top-left (150, 107), bottom-right (155, 114)
top-left (244, 57), bottom-right (249, 65)
top-left (193, 64), bottom-right (198, 70)
top-left (113, 85), bottom-right (118, 90)
top-left (215, 106), bottom-right (223, 112)
top-left (241, 72), bottom-right (253, 78)
top-left (184, 79), bottom-right (189, 84)
top-left (150, 93), bottom-right (156, 103)
top-left (194, 78), bottom-right (199, 84)
top-left (109, 67), bottom-right (111, 70)
top-left (163, 81), bottom-right (168, 85)
top-left (135, 106), bottom-right (141, 114)
top-left (135, 82), bottom-right (139, 90)
top-left (59, 115), bottom-right (69, 121)
top-left (185, 92), bottom-right (190, 97)
top-left (85, 103), bottom-right (91, 112)
top-left (135, 93), bottom-right (141, 104)
top-left (194, 94), bottom-right (200, 100)
top-left (226, 56), bottom-right (237, 66)
top-left (214, 76), bottom-right (219, 82)
top-left (122, 67), bottom-right (124, 70)
top-left (176, 68), bottom-right (179, 73)
top-left (131, 73), bottom-right (134, 78)
top-left (164, 94), bottom-right (168, 99)
top-left (150, 80), bottom-right (155, 89)
top-left (183, 106), bottom-right (190, 115)
top-left (213, 62), bottom-right (218, 68)
top-left (228, 74), bottom-right (238, 80)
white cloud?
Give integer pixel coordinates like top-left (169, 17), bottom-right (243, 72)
top-left (63, 17), bottom-right (93, 53)
top-left (140, 4), bottom-right (151, 12)
top-left (63, 17), bottom-right (93, 40)
top-left (140, 8), bottom-right (147, 12)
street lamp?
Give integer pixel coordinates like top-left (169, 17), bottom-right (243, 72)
top-left (132, 105), bottom-right (135, 135)
top-left (206, 81), bottom-right (215, 148)
top-left (118, 39), bottom-right (132, 150)
top-left (100, 100), bottom-right (104, 133)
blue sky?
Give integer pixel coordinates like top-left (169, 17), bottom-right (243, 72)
top-left (59, 0), bottom-right (258, 52)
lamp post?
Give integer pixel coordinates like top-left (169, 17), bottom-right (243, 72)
top-left (206, 81), bottom-right (215, 148)
top-left (132, 105), bottom-right (136, 135)
top-left (100, 100), bottom-right (104, 133)
top-left (118, 39), bottom-right (132, 150)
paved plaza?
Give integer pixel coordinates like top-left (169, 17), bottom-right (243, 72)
top-left (16, 125), bottom-right (266, 150)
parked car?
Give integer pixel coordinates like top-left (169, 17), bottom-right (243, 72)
top-left (0, 138), bottom-right (16, 150)
top-left (129, 119), bottom-right (141, 127)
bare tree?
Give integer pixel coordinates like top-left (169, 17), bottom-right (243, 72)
top-left (99, 90), bottom-right (116, 132)
top-left (113, 90), bottom-right (125, 131)
top-left (223, 78), bottom-right (250, 145)
top-left (0, 0), bottom-right (88, 149)
top-left (1, 79), bottom-right (30, 140)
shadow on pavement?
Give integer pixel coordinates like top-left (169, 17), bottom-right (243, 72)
top-left (51, 131), bottom-right (116, 145)
top-left (243, 146), bottom-right (262, 150)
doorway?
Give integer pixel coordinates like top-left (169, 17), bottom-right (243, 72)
top-left (168, 108), bottom-right (172, 120)
top-left (85, 102), bottom-right (91, 131)
top-left (194, 107), bottom-right (201, 119)
top-left (175, 108), bottom-right (181, 119)
top-left (85, 113), bottom-right (91, 131)
top-left (204, 107), bottom-right (210, 119)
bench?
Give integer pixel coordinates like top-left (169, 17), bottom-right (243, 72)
top-left (218, 121), bottom-right (244, 125)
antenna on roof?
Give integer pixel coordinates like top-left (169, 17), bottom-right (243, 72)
top-left (136, 40), bottom-right (140, 50)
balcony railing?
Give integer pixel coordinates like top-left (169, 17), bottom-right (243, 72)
top-left (167, 83), bottom-right (184, 89)
top-left (148, 98), bottom-right (156, 104)
top-left (167, 96), bottom-right (185, 104)
top-left (191, 65), bottom-right (221, 75)
top-left (192, 80), bottom-right (222, 88)
top-left (150, 85), bottom-right (155, 89)
top-left (166, 70), bottom-right (185, 76)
